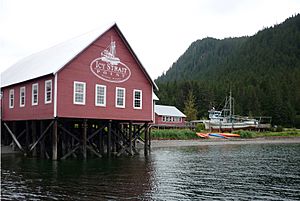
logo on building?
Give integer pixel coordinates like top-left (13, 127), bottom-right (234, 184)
top-left (90, 39), bottom-right (131, 83)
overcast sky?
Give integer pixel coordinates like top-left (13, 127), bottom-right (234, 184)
top-left (0, 0), bottom-right (299, 80)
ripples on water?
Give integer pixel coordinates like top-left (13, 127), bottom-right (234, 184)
top-left (1, 143), bottom-right (300, 200)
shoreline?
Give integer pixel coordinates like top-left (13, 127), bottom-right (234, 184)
top-left (2, 137), bottom-right (300, 154)
top-left (150, 137), bottom-right (300, 148)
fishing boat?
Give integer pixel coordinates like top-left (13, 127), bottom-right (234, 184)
top-left (203, 91), bottom-right (259, 132)
top-left (101, 39), bottom-right (120, 65)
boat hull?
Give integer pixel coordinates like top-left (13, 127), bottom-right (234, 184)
top-left (204, 120), bottom-right (257, 131)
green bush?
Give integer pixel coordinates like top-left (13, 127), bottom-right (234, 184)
top-left (275, 125), bottom-right (283, 132)
top-left (233, 130), bottom-right (255, 138)
top-left (151, 129), bottom-right (197, 140)
top-left (195, 123), bottom-right (205, 132)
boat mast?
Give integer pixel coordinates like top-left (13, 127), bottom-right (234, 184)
top-left (110, 37), bottom-right (116, 57)
top-left (229, 90), bottom-right (232, 117)
top-left (232, 96), bottom-right (234, 116)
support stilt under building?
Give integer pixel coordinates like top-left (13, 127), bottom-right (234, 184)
top-left (1, 118), bottom-right (151, 160)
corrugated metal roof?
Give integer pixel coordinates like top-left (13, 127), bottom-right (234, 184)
top-left (1, 23), bottom-right (113, 88)
top-left (1, 23), bottom-right (158, 90)
top-left (155, 105), bottom-right (186, 117)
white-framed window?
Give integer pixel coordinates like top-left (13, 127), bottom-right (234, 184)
top-left (95, 84), bottom-right (106, 107)
top-left (115, 87), bottom-right (125, 108)
top-left (133, 89), bottom-right (142, 109)
top-left (162, 116), bottom-right (181, 122)
top-left (9, 89), bottom-right (14, 108)
top-left (73, 81), bottom-right (86, 105)
top-left (45, 80), bottom-right (52, 104)
top-left (32, 83), bottom-right (38, 106)
top-left (20, 86), bottom-right (25, 107)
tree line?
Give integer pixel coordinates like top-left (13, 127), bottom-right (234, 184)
top-left (155, 14), bottom-right (300, 127)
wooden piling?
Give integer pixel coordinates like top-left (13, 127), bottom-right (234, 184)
top-left (112, 122), bottom-right (116, 154)
top-left (52, 118), bottom-right (58, 160)
top-left (99, 128), bottom-right (104, 155)
top-left (144, 123), bottom-right (148, 155)
top-left (11, 122), bottom-right (17, 150)
top-left (149, 126), bottom-right (152, 151)
top-left (31, 121), bottom-right (37, 157)
top-left (107, 120), bottom-right (112, 157)
top-left (40, 121), bottom-right (45, 158)
top-left (129, 122), bottom-right (133, 155)
top-left (25, 121), bottom-right (30, 153)
top-left (133, 125), bottom-right (136, 148)
top-left (82, 119), bottom-right (87, 159)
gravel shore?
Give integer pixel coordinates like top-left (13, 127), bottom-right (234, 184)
top-left (150, 137), bottom-right (300, 148)
top-left (2, 137), bottom-right (300, 154)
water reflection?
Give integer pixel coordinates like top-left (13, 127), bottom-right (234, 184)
top-left (2, 143), bottom-right (300, 200)
top-left (1, 154), bottom-right (154, 200)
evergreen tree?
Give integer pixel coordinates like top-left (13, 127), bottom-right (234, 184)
top-left (184, 91), bottom-right (198, 121)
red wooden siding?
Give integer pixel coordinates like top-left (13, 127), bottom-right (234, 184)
top-left (56, 26), bottom-right (153, 121)
top-left (154, 114), bottom-right (186, 126)
top-left (1, 25), bottom-right (154, 122)
top-left (1, 75), bottom-right (54, 121)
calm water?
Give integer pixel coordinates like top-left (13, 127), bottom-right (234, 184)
top-left (1, 143), bottom-right (300, 200)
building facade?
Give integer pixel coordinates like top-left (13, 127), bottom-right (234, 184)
top-left (154, 105), bottom-right (186, 126)
top-left (1, 23), bottom-right (156, 159)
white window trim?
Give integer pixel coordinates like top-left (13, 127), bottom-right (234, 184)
top-left (54, 73), bottom-right (58, 117)
top-left (133, 89), bottom-right (142, 109)
top-left (32, 83), bottom-right (38, 106)
top-left (9, 89), bottom-right (14, 109)
top-left (73, 81), bottom-right (86, 105)
top-left (20, 86), bottom-right (25, 107)
top-left (115, 87), bottom-right (125, 108)
top-left (95, 84), bottom-right (106, 107)
top-left (45, 80), bottom-right (52, 104)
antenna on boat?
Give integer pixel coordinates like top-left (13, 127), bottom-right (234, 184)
top-left (229, 90), bottom-right (232, 117)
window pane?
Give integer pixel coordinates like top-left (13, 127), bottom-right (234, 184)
top-left (134, 90), bottom-right (142, 109)
top-left (116, 88), bottom-right (125, 107)
top-left (75, 93), bottom-right (83, 103)
top-left (74, 82), bottom-right (85, 104)
top-left (32, 84), bottom-right (38, 105)
top-left (20, 87), bottom-right (25, 106)
top-left (9, 90), bottom-right (14, 108)
top-left (96, 85), bottom-right (106, 106)
top-left (76, 84), bottom-right (83, 93)
top-left (45, 81), bottom-right (52, 103)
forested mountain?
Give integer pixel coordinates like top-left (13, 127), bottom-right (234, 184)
top-left (155, 14), bottom-right (300, 127)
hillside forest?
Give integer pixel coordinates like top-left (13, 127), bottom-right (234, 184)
top-left (155, 14), bottom-right (300, 127)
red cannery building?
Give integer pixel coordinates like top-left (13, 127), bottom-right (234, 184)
top-left (154, 105), bottom-right (186, 126)
top-left (1, 23), bottom-right (157, 160)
